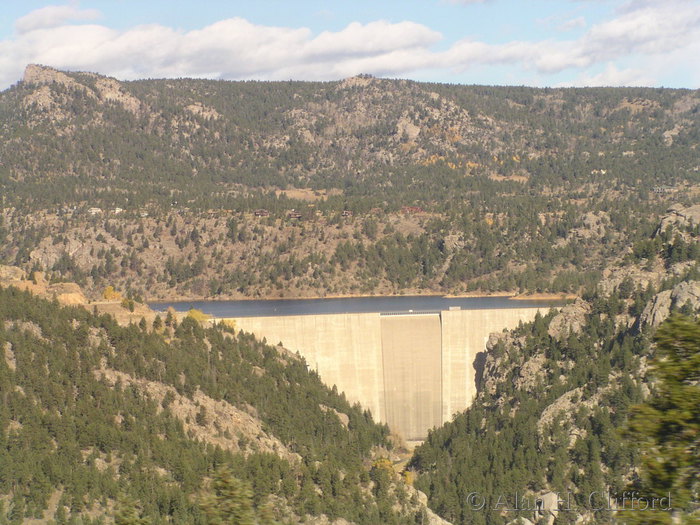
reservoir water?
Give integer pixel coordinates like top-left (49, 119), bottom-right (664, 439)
top-left (149, 295), bottom-right (565, 318)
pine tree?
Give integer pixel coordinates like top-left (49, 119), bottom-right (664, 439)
top-left (113, 494), bottom-right (151, 525)
top-left (626, 315), bottom-right (700, 524)
top-left (199, 466), bottom-right (256, 525)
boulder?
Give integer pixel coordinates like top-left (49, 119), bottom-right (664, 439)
top-left (507, 518), bottom-right (535, 525)
top-left (656, 204), bottom-right (700, 235)
top-left (639, 281), bottom-right (700, 328)
top-left (536, 491), bottom-right (560, 525)
top-left (0, 265), bottom-right (26, 281)
top-left (548, 299), bottom-right (591, 340)
top-left (640, 290), bottom-right (673, 329)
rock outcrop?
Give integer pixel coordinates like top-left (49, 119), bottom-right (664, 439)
top-left (0, 267), bottom-right (87, 306)
top-left (22, 64), bottom-right (142, 115)
top-left (93, 76), bottom-right (142, 114)
top-left (598, 266), bottom-right (659, 296)
top-left (547, 299), bottom-right (591, 340)
top-left (403, 485), bottom-right (452, 525)
top-left (481, 333), bottom-right (527, 399)
top-left (656, 204), bottom-right (700, 235)
top-left (23, 64), bottom-right (88, 91)
top-left (95, 366), bottom-right (301, 463)
top-left (0, 265), bottom-right (25, 281)
top-left (639, 280), bottom-right (700, 328)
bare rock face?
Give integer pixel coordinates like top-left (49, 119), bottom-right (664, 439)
top-left (402, 485), bottom-right (453, 525)
top-left (0, 265), bottom-right (26, 281)
top-left (23, 64), bottom-right (141, 115)
top-left (640, 281), bottom-right (700, 328)
top-left (598, 266), bottom-right (659, 296)
top-left (536, 491), bottom-right (560, 525)
top-left (30, 236), bottom-right (96, 271)
top-left (3, 341), bottom-right (15, 372)
top-left (641, 290), bottom-right (673, 328)
top-left (23, 64), bottom-right (89, 92)
top-left (576, 211), bottom-right (608, 239)
top-left (21, 65), bottom-right (94, 121)
top-left (24, 64), bottom-right (71, 85)
top-left (481, 333), bottom-right (528, 398)
top-left (514, 353), bottom-right (547, 392)
top-left (656, 204), bottom-right (700, 235)
top-left (93, 76), bottom-right (142, 114)
top-left (397, 115), bottom-right (421, 141)
top-left (94, 366), bottom-right (301, 463)
top-left (537, 387), bottom-right (583, 435)
top-left (547, 299), bottom-right (591, 340)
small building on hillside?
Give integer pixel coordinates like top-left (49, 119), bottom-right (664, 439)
top-left (254, 209), bottom-right (270, 217)
top-left (401, 206), bottom-right (424, 215)
top-left (652, 185), bottom-right (674, 194)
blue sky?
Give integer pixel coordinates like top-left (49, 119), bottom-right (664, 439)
top-left (1, 0), bottom-right (699, 90)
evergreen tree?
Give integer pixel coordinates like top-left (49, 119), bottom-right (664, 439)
top-left (626, 315), bottom-right (700, 524)
top-left (114, 494), bottom-right (151, 525)
top-left (199, 466), bottom-right (256, 525)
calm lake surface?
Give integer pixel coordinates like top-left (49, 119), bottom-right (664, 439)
top-left (149, 295), bottom-right (566, 318)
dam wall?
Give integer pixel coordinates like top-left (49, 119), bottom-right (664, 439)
top-left (228, 306), bottom-right (545, 440)
top-left (381, 314), bottom-right (443, 441)
top-left (227, 313), bottom-right (386, 423)
top-left (440, 308), bottom-right (549, 424)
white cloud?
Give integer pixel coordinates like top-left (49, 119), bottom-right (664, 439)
top-left (14, 5), bottom-right (100, 34)
top-left (0, 8), bottom-right (445, 88)
top-left (559, 16), bottom-right (586, 31)
top-left (560, 62), bottom-right (654, 87)
top-left (307, 21), bottom-right (441, 59)
top-left (441, 0), bottom-right (700, 85)
top-left (579, 3), bottom-right (700, 61)
top-left (1, 1), bottom-right (698, 89)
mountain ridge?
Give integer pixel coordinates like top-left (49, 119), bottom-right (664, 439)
top-left (2, 65), bottom-right (699, 300)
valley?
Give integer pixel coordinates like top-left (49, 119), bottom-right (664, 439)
top-left (1, 65), bottom-right (699, 524)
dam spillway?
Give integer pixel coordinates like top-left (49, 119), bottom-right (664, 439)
top-left (381, 313), bottom-right (444, 440)
top-left (222, 305), bottom-right (546, 441)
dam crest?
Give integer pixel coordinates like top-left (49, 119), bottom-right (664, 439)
top-left (224, 306), bottom-right (545, 441)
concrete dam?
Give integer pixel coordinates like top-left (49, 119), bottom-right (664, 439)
top-left (224, 307), bottom-right (544, 441)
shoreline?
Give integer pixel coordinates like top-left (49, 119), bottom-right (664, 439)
top-left (145, 292), bottom-right (578, 307)
top-left (510, 293), bottom-right (578, 301)
top-left (149, 291), bottom-right (495, 304)
top-left (148, 290), bottom-right (576, 305)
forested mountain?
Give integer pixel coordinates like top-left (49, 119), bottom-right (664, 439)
top-left (410, 210), bottom-right (700, 524)
top-left (2, 208), bottom-right (699, 524)
top-left (1, 65), bottom-right (699, 524)
top-left (0, 283), bottom-right (442, 524)
top-left (1, 65), bottom-right (699, 299)
top-left (2, 65), bottom-right (698, 204)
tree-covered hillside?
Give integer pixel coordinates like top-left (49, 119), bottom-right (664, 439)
top-left (409, 230), bottom-right (700, 524)
top-left (2, 65), bottom-right (699, 525)
top-left (2, 66), bottom-right (698, 209)
top-left (0, 285), bottom-right (429, 524)
top-left (1, 66), bottom-right (699, 300)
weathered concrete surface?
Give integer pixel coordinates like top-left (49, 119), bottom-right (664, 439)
top-left (440, 308), bottom-right (545, 424)
top-left (231, 313), bottom-right (385, 422)
top-left (381, 314), bottom-right (442, 441)
top-left (226, 306), bottom-right (545, 440)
